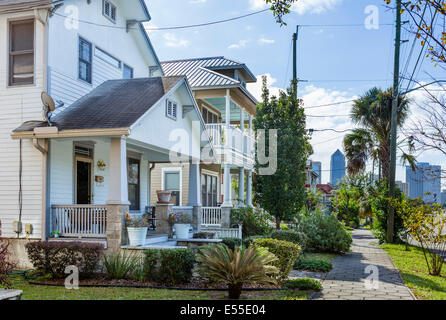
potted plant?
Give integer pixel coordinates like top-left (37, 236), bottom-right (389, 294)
top-left (173, 212), bottom-right (193, 239)
top-left (156, 190), bottom-right (172, 203)
top-left (125, 212), bottom-right (148, 246)
top-left (50, 231), bottom-right (60, 238)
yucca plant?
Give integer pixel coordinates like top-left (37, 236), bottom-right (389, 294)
top-left (196, 245), bottom-right (278, 299)
top-left (103, 251), bottom-right (139, 279)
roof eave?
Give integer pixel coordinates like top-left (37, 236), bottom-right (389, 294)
top-left (11, 127), bottom-right (131, 140)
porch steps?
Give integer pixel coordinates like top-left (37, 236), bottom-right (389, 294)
top-left (144, 234), bottom-right (169, 245)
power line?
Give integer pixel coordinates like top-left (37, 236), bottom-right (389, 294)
top-left (304, 99), bottom-right (356, 109)
top-left (299, 23), bottom-right (394, 28)
top-left (53, 9), bottom-right (270, 31)
top-left (307, 114), bottom-right (350, 118)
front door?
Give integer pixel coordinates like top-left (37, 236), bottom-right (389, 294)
top-left (75, 156), bottom-right (92, 204)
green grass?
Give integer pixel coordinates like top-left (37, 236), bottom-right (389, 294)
top-left (6, 279), bottom-right (310, 300)
top-left (300, 252), bottom-right (338, 263)
top-left (381, 243), bottom-right (446, 300)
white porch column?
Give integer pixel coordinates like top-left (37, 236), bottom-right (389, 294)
top-left (188, 163), bottom-right (202, 231)
top-left (246, 170), bottom-right (253, 207)
top-left (222, 89), bottom-right (232, 208)
top-left (249, 115), bottom-right (253, 137)
top-left (106, 136), bottom-right (129, 251)
top-left (238, 167), bottom-right (245, 207)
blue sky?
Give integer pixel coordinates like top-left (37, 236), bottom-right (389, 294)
top-left (145, 0), bottom-right (445, 184)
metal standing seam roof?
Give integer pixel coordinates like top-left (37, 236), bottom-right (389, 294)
top-left (161, 56), bottom-right (253, 88)
top-left (13, 76), bottom-right (185, 132)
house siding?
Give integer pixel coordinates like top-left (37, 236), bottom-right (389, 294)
top-left (0, 12), bottom-right (46, 239)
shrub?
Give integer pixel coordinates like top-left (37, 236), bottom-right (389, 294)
top-left (159, 248), bottom-right (195, 285)
top-left (103, 251), bottom-right (139, 279)
top-left (231, 207), bottom-right (273, 237)
top-left (143, 249), bottom-right (160, 282)
top-left (283, 278), bottom-right (322, 291)
top-left (221, 238), bottom-right (243, 250)
top-left (297, 213), bottom-right (352, 254)
top-left (252, 238), bottom-right (301, 281)
top-left (0, 238), bottom-right (15, 289)
top-left (242, 235), bottom-right (267, 247)
top-left (25, 241), bottom-right (103, 278)
top-left (270, 230), bottom-right (307, 248)
top-left (294, 258), bottom-right (332, 272)
top-left (193, 232), bottom-right (215, 239)
top-left (196, 245), bottom-right (278, 299)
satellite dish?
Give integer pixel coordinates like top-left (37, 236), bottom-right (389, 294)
top-left (41, 92), bottom-right (55, 112)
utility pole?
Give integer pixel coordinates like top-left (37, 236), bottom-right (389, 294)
top-left (293, 25), bottom-right (299, 99)
top-left (387, 0), bottom-right (402, 243)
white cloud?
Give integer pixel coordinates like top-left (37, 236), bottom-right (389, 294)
top-left (258, 37), bottom-right (275, 45)
top-left (189, 0), bottom-right (206, 3)
top-left (228, 39), bottom-right (250, 49)
top-left (163, 33), bottom-right (189, 47)
top-left (249, 0), bottom-right (342, 15)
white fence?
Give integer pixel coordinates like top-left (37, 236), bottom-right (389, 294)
top-left (51, 205), bottom-right (107, 238)
top-left (202, 225), bottom-right (243, 239)
top-left (201, 207), bottom-right (222, 226)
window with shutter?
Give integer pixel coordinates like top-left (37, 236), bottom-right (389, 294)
top-left (166, 99), bottom-right (178, 120)
top-left (9, 19), bottom-right (34, 86)
top-left (103, 0), bottom-right (117, 23)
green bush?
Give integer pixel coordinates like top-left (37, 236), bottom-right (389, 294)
top-left (242, 235), bottom-right (267, 247)
top-left (283, 278), bottom-right (322, 291)
top-left (159, 248), bottom-right (195, 285)
top-left (143, 249), bottom-right (160, 282)
top-left (221, 238), bottom-right (242, 250)
top-left (103, 251), bottom-right (138, 279)
top-left (294, 258), bottom-right (332, 272)
top-left (252, 238), bottom-right (301, 281)
top-left (297, 213), bottom-right (352, 254)
top-left (270, 230), bottom-right (307, 248)
top-left (25, 241), bottom-right (103, 279)
top-left (231, 207), bottom-right (273, 237)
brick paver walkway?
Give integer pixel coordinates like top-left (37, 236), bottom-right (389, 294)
top-left (311, 229), bottom-right (415, 300)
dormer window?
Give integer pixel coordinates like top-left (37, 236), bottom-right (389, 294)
top-left (166, 99), bottom-right (178, 120)
top-left (103, 0), bottom-right (116, 23)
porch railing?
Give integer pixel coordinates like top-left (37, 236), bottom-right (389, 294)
top-left (201, 207), bottom-right (222, 226)
top-left (202, 226), bottom-right (243, 239)
top-left (51, 205), bottom-right (107, 238)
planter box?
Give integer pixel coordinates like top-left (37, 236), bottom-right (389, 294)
top-left (127, 227), bottom-right (148, 246)
top-left (174, 224), bottom-right (190, 239)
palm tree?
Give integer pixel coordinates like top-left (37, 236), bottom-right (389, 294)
top-left (343, 87), bottom-right (410, 180)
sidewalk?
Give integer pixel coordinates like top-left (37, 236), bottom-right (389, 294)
top-left (311, 229), bottom-right (415, 300)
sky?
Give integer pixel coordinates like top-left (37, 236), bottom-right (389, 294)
top-left (144, 0), bottom-right (445, 185)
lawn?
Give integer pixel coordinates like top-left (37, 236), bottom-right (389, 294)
top-left (381, 243), bottom-right (446, 300)
top-left (300, 252), bottom-right (338, 263)
top-left (7, 278), bottom-right (310, 300)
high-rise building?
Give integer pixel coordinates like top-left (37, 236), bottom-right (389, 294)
top-left (312, 161), bottom-right (322, 185)
top-left (406, 162), bottom-right (442, 203)
top-left (330, 149), bottom-right (346, 186)
top-left (395, 181), bottom-right (409, 197)
top-left (441, 190), bottom-right (446, 206)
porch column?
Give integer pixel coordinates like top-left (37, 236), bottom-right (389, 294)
top-left (187, 163), bottom-right (202, 232)
top-left (246, 170), bottom-right (253, 207)
top-left (222, 89), bottom-right (232, 208)
top-left (249, 115), bottom-right (253, 137)
top-left (240, 108), bottom-right (246, 155)
top-left (238, 167), bottom-right (245, 207)
top-left (106, 136), bottom-right (130, 251)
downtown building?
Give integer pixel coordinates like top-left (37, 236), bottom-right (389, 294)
top-left (406, 163), bottom-right (442, 204)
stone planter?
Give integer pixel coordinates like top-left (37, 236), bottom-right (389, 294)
top-left (156, 190), bottom-right (172, 203)
top-left (174, 224), bottom-right (190, 239)
top-left (127, 227), bottom-right (148, 246)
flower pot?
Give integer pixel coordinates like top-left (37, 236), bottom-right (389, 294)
top-left (127, 227), bottom-right (148, 246)
top-left (157, 190), bottom-right (172, 203)
top-left (174, 224), bottom-right (190, 239)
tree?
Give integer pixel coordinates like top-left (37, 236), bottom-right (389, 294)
top-left (343, 87), bottom-right (411, 180)
top-left (254, 77), bottom-right (310, 229)
top-left (262, 0), bottom-right (298, 25)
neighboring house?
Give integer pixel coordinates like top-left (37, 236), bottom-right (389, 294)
top-left (158, 57), bottom-right (257, 213)
top-left (316, 184), bottom-right (334, 209)
top-left (0, 0), bottom-right (226, 266)
top-left (305, 160), bottom-right (319, 190)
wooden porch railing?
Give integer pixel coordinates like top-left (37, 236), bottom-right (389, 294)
top-left (201, 207), bottom-right (222, 226)
top-left (51, 205), bottom-right (107, 238)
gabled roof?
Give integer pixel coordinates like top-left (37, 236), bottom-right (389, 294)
top-left (14, 76), bottom-right (184, 133)
top-left (161, 56), bottom-right (256, 88)
top-left (317, 184), bottom-right (334, 195)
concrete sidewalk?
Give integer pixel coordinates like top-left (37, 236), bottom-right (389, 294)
top-left (311, 229), bottom-right (415, 300)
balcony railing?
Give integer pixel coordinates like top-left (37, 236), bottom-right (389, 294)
top-left (205, 124), bottom-right (255, 167)
top-left (51, 205), bottom-right (107, 238)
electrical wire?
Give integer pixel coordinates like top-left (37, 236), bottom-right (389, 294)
top-left (304, 99), bottom-right (356, 109)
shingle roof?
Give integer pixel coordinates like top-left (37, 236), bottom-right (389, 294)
top-left (161, 56), bottom-right (255, 88)
top-left (0, 0), bottom-right (56, 7)
top-left (14, 76), bottom-right (184, 132)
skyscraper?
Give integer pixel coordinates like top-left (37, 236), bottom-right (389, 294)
top-left (406, 162), bottom-right (442, 203)
top-left (312, 161), bottom-right (322, 185)
top-left (330, 149), bottom-right (346, 186)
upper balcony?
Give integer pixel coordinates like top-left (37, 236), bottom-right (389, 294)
top-left (205, 123), bottom-right (255, 169)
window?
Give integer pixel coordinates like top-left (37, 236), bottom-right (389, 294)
top-left (202, 107), bottom-right (218, 124)
top-left (9, 19), bottom-right (34, 86)
top-left (166, 99), bottom-right (178, 120)
top-left (79, 38), bottom-right (92, 83)
top-left (123, 64), bottom-right (133, 79)
top-left (201, 174), bottom-right (218, 207)
top-left (128, 158), bottom-right (140, 211)
top-left (164, 171), bottom-right (180, 206)
top-left (103, 0), bottom-right (117, 23)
